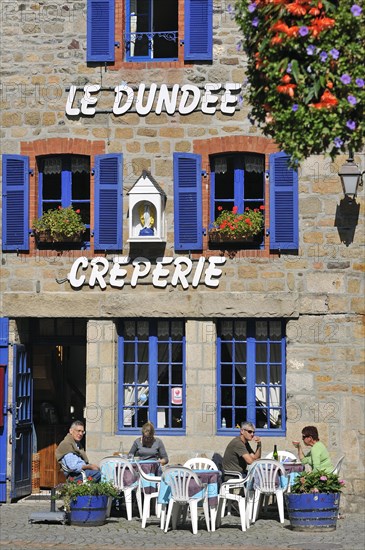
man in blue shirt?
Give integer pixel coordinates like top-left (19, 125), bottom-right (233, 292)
top-left (55, 420), bottom-right (101, 482)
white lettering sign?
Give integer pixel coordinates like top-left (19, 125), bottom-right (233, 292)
top-left (67, 256), bottom-right (226, 289)
top-left (65, 82), bottom-right (241, 116)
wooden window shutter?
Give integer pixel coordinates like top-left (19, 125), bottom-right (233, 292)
top-left (184, 0), bottom-right (213, 61)
top-left (173, 152), bottom-right (202, 250)
top-left (2, 155), bottom-right (29, 251)
top-left (87, 0), bottom-right (115, 62)
top-left (269, 152), bottom-right (299, 251)
top-left (94, 153), bottom-right (123, 250)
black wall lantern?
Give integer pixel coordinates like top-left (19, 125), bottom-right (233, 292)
top-left (338, 154), bottom-right (364, 199)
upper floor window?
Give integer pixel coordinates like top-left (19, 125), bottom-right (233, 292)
top-left (87, 0), bottom-right (213, 64)
top-left (217, 319), bottom-right (286, 436)
top-left (2, 152), bottom-right (123, 252)
top-left (210, 153), bottom-right (265, 249)
top-left (126, 0), bottom-right (178, 61)
top-left (37, 155), bottom-right (91, 244)
top-left (173, 151), bottom-right (299, 252)
top-left (118, 319), bottom-right (185, 434)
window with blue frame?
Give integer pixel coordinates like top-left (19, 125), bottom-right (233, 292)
top-left (125, 0), bottom-right (178, 61)
top-left (87, 0), bottom-right (212, 63)
top-left (118, 319), bottom-right (185, 433)
top-left (37, 155), bottom-right (91, 244)
top-left (210, 153), bottom-right (265, 248)
top-left (217, 319), bottom-right (286, 435)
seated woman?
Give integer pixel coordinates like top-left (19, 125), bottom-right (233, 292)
top-left (128, 421), bottom-right (169, 466)
top-left (293, 425), bottom-right (334, 474)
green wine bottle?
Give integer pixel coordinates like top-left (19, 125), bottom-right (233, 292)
top-left (273, 444), bottom-right (279, 461)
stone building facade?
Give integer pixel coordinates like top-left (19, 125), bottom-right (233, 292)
top-left (0, 1), bottom-right (363, 510)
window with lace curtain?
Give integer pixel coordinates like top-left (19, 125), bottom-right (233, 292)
top-left (37, 155), bottom-right (91, 244)
top-left (117, 319), bottom-right (185, 434)
top-left (217, 319), bottom-right (286, 436)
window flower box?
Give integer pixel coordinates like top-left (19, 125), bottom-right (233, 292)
top-left (209, 205), bottom-right (264, 245)
top-left (32, 206), bottom-right (86, 244)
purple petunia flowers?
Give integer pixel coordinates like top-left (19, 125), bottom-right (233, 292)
top-left (306, 45), bottom-right (316, 55)
top-left (351, 5), bottom-right (362, 16)
top-left (319, 51), bottom-right (328, 62)
top-left (356, 78), bottom-right (364, 88)
top-left (248, 3), bottom-right (257, 13)
top-left (346, 120), bottom-right (356, 130)
top-left (341, 74), bottom-right (351, 85)
top-left (252, 17), bottom-right (259, 27)
top-left (292, 104), bottom-right (298, 112)
top-left (329, 48), bottom-right (340, 60)
top-left (334, 137), bottom-right (343, 148)
top-left (299, 26), bottom-right (309, 36)
top-left (347, 95), bottom-right (357, 105)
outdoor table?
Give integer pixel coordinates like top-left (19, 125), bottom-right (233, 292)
top-left (280, 461), bottom-right (305, 491)
top-left (158, 468), bottom-right (221, 532)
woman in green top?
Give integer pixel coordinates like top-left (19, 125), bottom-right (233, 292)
top-left (292, 425), bottom-right (334, 474)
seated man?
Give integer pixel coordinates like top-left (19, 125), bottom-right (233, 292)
top-left (222, 421), bottom-right (262, 479)
top-left (55, 420), bottom-right (101, 482)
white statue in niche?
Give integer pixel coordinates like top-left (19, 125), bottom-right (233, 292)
top-left (138, 202), bottom-right (155, 236)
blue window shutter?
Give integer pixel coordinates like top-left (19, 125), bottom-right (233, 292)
top-left (269, 152), bottom-right (298, 250)
top-left (2, 155), bottom-right (29, 251)
top-left (184, 0), bottom-right (212, 61)
top-left (173, 153), bottom-right (202, 250)
top-left (94, 154), bottom-right (122, 250)
top-left (87, 0), bottom-right (115, 62)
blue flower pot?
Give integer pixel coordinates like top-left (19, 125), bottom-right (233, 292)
top-left (69, 495), bottom-right (108, 526)
top-left (285, 493), bottom-right (340, 532)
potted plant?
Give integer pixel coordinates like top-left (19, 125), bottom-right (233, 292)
top-left (32, 206), bottom-right (86, 243)
top-left (208, 205), bottom-right (264, 243)
top-left (285, 469), bottom-right (345, 531)
top-left (56, 478), bottom-right (119, 526)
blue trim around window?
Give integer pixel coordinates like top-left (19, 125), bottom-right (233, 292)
top-left (2, 155), bottom-right (29, 251)
top-left (125, 0), bottom-right (178, 62)
top-left (117, 319), bottom-right (186, 435)
top-left (37, 155), bottom-right (91, 248)
top-left (210, 153), bottom-right (265, 249)
top-left (217, 319), bottom-right (286, 437)
top-left (269, 152), bottom-right (298, 251)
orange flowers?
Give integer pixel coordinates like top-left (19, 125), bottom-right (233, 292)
top-left (276, 83), bottom-right (297, 97)
top-left (286, 2), bottom-right (308, 16)
top-left (310, 89), bottom-right (338, 109)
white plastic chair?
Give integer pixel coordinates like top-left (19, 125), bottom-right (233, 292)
top-left (216, 468), bottom-right (256, 531)
top-left (264, 450), bottom-right (297, 462)
top-left (61, 463), bottom-right (87, 482)
top-left (332, 455), bottom-right (345, 475)
top-left (100, 457), bottom-right (142, 521)
top-left (183, 457), bottom-right (217, 470)
top-left (247, 459), bottom-right (289, 524)
top-left (135, 462), bottom-right (162, 528)
top-left (162, 466), bottom-right (210, 534)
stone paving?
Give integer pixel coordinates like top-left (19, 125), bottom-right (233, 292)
top-left (0, 497), bottom-right (364, 550)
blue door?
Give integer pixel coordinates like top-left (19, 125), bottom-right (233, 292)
top-left (0, 319), bottom-right (9, 502)
top-left (11, 344), bottom-right (32, 500)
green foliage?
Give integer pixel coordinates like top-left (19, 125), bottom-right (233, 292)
top-left (210, 205), bottom-right (264, 238)
top-left (234, 0), bottom-right (365, 163)
top-left (56, 478), bottom-right (119, 511)
top-left (291, 469), bottom-right (345, 494)
top-left (32, 206), bottom-right (86, 239)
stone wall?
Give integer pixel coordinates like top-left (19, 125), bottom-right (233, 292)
top-left (0, 1), bottom-right (364, 510)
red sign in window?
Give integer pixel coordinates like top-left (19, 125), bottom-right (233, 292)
top-left (171, 387), bottom-right (182, 405)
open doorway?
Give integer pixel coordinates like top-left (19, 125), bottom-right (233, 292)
top-left (31, 319), bottom-right (86, 488)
